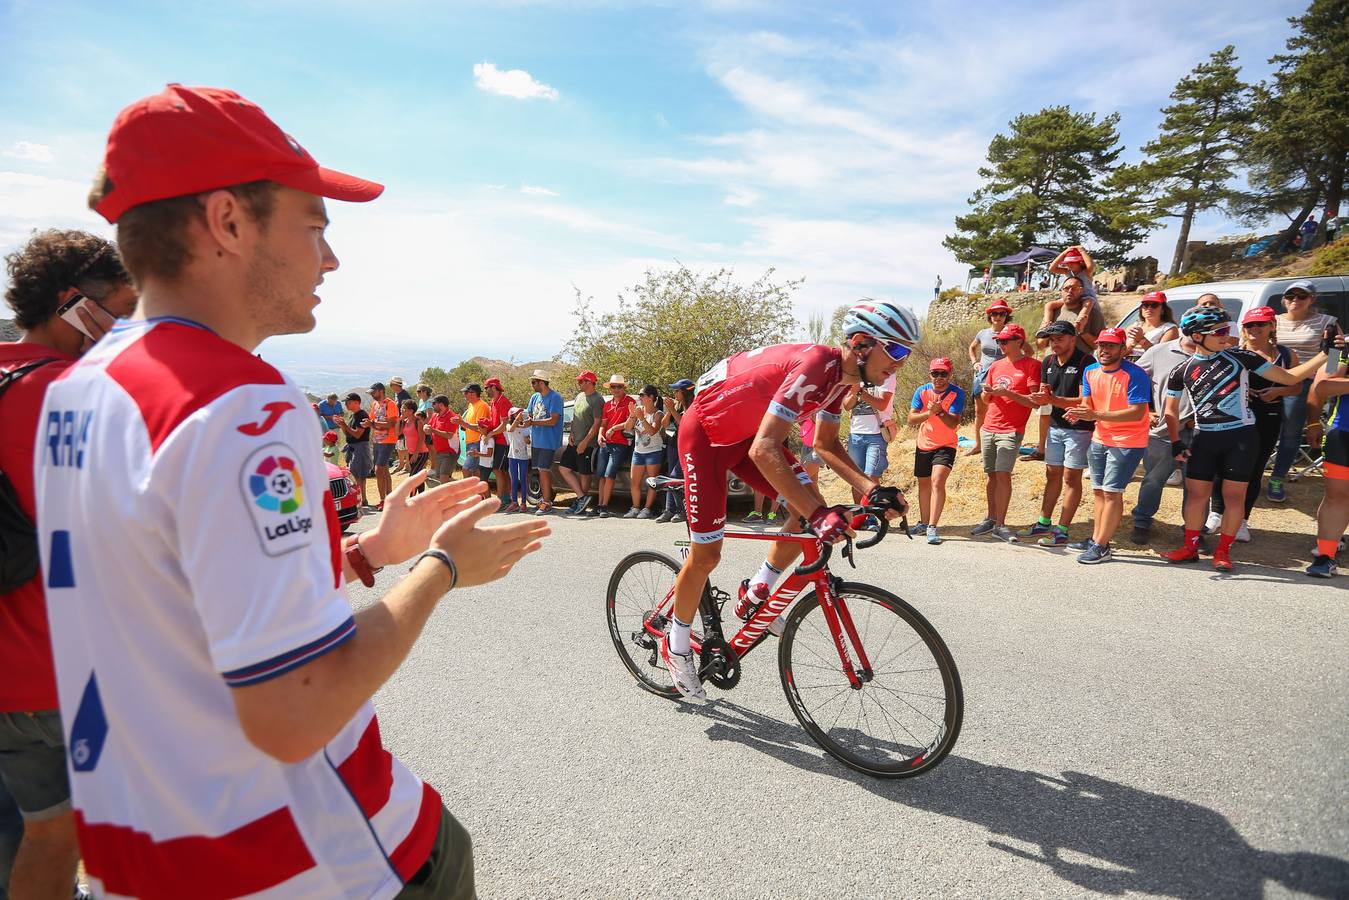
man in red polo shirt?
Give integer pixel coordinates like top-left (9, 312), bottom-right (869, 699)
top-left (1, 230), bottom-right (136, 898)
top-left (595, 375), bottom-right (637, 516)
top-left (482, 378), bottom-right (513, 507)
top-left (972, 323), bottom-right (1041, 542)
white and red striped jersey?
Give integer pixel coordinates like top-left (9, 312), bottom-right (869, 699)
top-left (692, 343), bottom-right (851, 447)
top-left (35, 318), bottom-right (441, 899)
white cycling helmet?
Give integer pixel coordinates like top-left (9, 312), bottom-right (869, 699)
top-left (842, 299), bottom-right (922, 346)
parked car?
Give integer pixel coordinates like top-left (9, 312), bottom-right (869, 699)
top-left (326, 461), bottom-right (361, 532)
top-left (1113, 275), bottom-right (1349, 334)
top-left (527, 398), bottom-right (755, 503)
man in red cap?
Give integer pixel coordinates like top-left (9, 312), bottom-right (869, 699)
top-left (482, 377), bottom-right (514, 508)
top-left (560, 370), bottom-right (604, 515)
top-left (972, 323), bottom-right (1041, 541)
top-left (37, 85), bottom-right (549, 896)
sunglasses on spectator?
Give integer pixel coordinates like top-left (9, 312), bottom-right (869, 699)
top-left (989, 311), bottom-right (1009, 317)
top-left (1199, 326), bottom-right (1232, 337)
top-left (1284, 291), bottom-right (1311, 300)
top-left (929, 370), bottom-right (951, 377)
top-left (994, 338), bottom-right (1018, 345)
top-left (1141, 302), bottom-right (1162, 308)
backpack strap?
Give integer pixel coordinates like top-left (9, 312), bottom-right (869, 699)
top-left (0, 358), bottom-right (58, 400)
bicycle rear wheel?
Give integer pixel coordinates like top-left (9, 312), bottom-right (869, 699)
top-left (605, 550), bottom-right (685, 698)
top-left (778, 582), bottom-right (962, 778)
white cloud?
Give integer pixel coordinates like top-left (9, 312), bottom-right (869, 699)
top-left (3, 141), bottom-right (55, 163)
top-left (472, 62), bottom-right (559, 101)
top-left (723, 186), bottom-right (760, 207)
top-left (520, 184), bottom-right (559, 196)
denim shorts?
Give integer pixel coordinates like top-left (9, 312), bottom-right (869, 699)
top-left (1088, 443), bottom-right (1145, 493)
top-left (372, 442), bottom-right (396, 468)
top-left (847, 432), bottom-right (888, 477)
top-left (632, 449), bottom-right (664, 466)
top-left (596, 443), bottom-right (632, 479)
top-left (1045, 426), bottom-right (1092, 470)
top-left (530, 447), bottom-right (557, 470)
top-left (0, 710), bottom-right (72, 821)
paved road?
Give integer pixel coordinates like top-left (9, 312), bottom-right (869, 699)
top-left (350, 513), bottom-right (1349, 898)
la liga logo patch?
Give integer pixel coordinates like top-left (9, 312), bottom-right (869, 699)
top-left (240, 443), bottom-right (315, 557)
top-left (249, 454), bottom-right (305, 513)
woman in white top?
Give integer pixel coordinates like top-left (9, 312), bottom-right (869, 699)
top-left (1126, 291), bottom-right (1179, 356)
top-left (624, 385), bottom-right (670, 519)
top-left (1269, 281), bottom-right (1340, 498)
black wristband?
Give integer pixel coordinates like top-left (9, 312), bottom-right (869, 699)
top-left (415, 549), bottom-right (458, 590)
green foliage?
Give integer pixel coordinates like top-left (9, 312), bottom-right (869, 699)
top-left (563, 264), bottom-right (801, 388)
top-left (936, 287), bottom-right (968, 302)
top-left (1309, 237), bottom-right (1349, 276)
top-left (1116, 46), bottom-right (1253, 276)
top-left (943, 106), bottom-right (1146, 267)
top-left (1166, 267), bottom-right (1216, 287)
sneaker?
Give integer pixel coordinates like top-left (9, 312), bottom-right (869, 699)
top-left (1077, 541), bottom-right (1111, 564)
top-left (1164, 544), bottom-right (1201, 563)
top-left (1166, 468), bottom-right (1183, 486)
top-left (734, 579), bottom-right (770, 621)
top-left (623, 507), bottom-right (641, 519)
top-left (1017, 522), bottom-right (1054, 539)
top-left (1067, 538), bottom-right (1091, 551)
top-left (659, 636), bottom-right (706, 703)
top-left (744, 511), bottom-right (763, 522)
top-left (970, 517), bottom-right (996, 536)
top-left (991, 525), bottom-right (1019, 543)
top-left (636, 508), bottom-right (655, 519)
top-left (1235, 520), bottom-right (1251, 543)
top-left (766, 511), bottom-right (779, 524)
top-left (1130, 525), bottom-right (1150, 545)
top-left (926, 525), bottom-right (942, 545)
top-left (587, 506), bottom-right (602, 517)
top-left (1266, 478), bottom-right (1286, 502)
top-left (1213, 547), bottom-right (1234, 572)
top-left (1037, 529), bottom-right (1069, 547)
top-left (504, 502), bottom-right (520, 514)
top-left (573, 496), bottom-right (592, 516)
top-left (1202, 511), bottom-right (1222, 534)
top-left (1306, 555), bottom-right (1338, 578)
top-left (654, 511), bottom-right (673, 523)
top-left (908, 521), bottom-right (928, 537)
top-left (670, 513), bottom-right (686, 523)
top-left (534, 503), bottom-right (552, 516)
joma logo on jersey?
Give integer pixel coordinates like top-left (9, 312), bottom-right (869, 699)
top-left (44, 409), bottom-right (93, 468)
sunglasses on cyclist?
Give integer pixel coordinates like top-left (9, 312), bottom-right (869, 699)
top-left (874, 339), bottom-right (912, 361)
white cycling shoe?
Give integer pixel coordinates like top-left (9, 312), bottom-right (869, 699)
top-left (660, 636), bottom-right (707, 704)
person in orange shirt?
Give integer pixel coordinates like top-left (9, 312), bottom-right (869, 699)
top-left (459, 383), bottom-right (491, 483)
top-left (367, 381), bottom-right (400, 510)
top-left (907, 358), bottom-right (966, 545)
top-left (1064, 328), bottom-right (1150, 564)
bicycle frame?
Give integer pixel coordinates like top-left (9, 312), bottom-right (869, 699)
top-left (641, 531), bottom-right (875, 689)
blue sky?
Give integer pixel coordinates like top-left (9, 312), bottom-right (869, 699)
top-left (0, 0), bottom-right (1309, 363)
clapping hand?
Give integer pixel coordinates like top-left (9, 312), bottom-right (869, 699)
top-left (1064, 404), bottom-right (1097, 424)
top-left (428, 494), bottom-right (550, 588)
top-left (361, 472), bottom-right (494, 567)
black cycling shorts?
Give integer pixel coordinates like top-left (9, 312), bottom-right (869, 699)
top-left (1186, 426), bottom-right (1257, 483)
top-left (1324, 429), bottom-right (1349, 480)
top-left (914, 446), bottom-right (956, 478)
top-left (491, 443), bottom-right (508, 471)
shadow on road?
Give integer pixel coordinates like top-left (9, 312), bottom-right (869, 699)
top-left (691, 701), bottom-right (1349, 898)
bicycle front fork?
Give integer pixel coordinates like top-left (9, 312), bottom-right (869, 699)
top-left (816, 578), bottom-right (873, 689)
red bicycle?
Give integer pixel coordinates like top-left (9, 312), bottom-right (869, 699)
top-left (605, 479), bottom-right (963, 778)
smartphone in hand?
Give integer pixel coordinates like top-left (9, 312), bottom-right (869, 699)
top-left (57, 293), bottom-right (103, 339)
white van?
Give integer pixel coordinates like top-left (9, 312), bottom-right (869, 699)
top-left (1113, 275), bottom-right (1349, 332)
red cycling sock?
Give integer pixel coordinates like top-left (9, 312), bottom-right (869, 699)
top-left (1317, 538), bottom-right (1339, 558)
top-left (1217, 533), bottom-right (1236, 555)
top-left (1183, 528), bottom-right (1201, 549)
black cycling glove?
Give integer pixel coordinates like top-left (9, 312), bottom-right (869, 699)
top-left (1171, 439), bottom-right (1188, 459)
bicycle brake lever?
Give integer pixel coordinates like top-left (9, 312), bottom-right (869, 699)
top-left (844, 534), bottom-right (857, 568)
top-left (900, 514), bottom-right (913, 540)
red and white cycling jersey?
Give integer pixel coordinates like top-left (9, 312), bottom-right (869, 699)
top-left (35, 319), bottom-right (440, 898)
top-left (691, 343), bottom-right (851, 446)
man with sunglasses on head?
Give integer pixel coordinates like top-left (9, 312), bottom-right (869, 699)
top-left (661, 300), bottom-right (918, 702)
top-left (1163, 306), bottom-right (1329, 570)
top-left (973, 323), bottom-right (1041, 542)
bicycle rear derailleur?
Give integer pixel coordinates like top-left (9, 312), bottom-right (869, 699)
top-left (699, 636), bottom-right (741, 690)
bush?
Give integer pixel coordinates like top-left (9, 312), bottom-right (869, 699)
top-left (1309, 237), bottom-right (1349, 276)
top-left (1167, 267), bottom-right (1215, 287)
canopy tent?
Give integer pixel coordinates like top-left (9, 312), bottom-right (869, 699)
top-left (965, 246), bottom-right (1060, 292)
top-left (990, 247), bottom-right (1057, 266)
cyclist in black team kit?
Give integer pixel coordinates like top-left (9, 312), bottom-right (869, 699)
top-left (1163, 306), bottom-right (1330, 570)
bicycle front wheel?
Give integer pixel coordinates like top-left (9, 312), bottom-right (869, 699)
top-left (779, 582), bottom-right (962, 778)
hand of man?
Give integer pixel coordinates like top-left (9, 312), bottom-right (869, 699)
top-left (429, 497), bottom-right (550, 588)
top-left (1171, 440), bottom-right (1189, 460)
top-left (361, 472), bottom-right (488, 567)
top-left (808, 505), bottom-right (854, 543)
top-left (1064, 405), bottom-right (1096, 423)
top-left (76, 301), bottom-right (117, 353)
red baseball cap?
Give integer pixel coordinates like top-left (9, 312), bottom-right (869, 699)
top-left (1142, 290), bottom-right (1167, 305)
top-left (1097, 327), bottom-right (1127, 344)
top-left (577, 370), bottom-right (598, 383)
top-left (985, 299), bottom-right (1013, 314)
top-left (94, 84), bottom-right (383, 224)
top-left (928, 357), bottom-right (953, 373)
top-left (1241, 306), bottom-right (1277, 325)
top-left (994, 324), bottom-right (1026, 341)
top-left (484, 377), bottom-right (503, 390)
top-left (1061, 249), bottom-right (1084, 264)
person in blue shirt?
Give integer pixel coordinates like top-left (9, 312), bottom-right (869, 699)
top-left (316, 392), bottom-right (342, 431)
top-left (523, 369), bottom-right (565, 515)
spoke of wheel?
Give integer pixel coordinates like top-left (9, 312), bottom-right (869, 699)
top-left (872, 636), bottom-right (926, 674)
top-left (865, 689), bottom-right (924, 750)
top-left (870, 680), bottom-right (945, 728)
top-left (863, 689), bottom-right (905, 753)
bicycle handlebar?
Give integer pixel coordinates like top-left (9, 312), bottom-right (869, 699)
top-left (791, 505), bottom-right (908, 576)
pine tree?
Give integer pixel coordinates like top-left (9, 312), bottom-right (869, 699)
top-left (1121, 47), bottom-right (1252, 277)
top-left (943, 106), bottom-right (1146, 268)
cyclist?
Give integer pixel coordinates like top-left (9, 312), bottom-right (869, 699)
top-left (1307, 356), bottom-right (1349, 576)
top-left (1163, 306), bottom-right (1329, 570)
top-left (661, 300), bottom-right (918, 701)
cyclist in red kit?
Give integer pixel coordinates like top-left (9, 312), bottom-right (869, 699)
top-left (663, 300), bottom-right (920, 701)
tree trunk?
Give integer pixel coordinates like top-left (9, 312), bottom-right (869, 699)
top-left (1279, 193), bottom-right (1320, 254)
top-left (1315, 159), bottom-right (1345, 247)
top-left (1169, 199), bottom-right (1198, 277)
